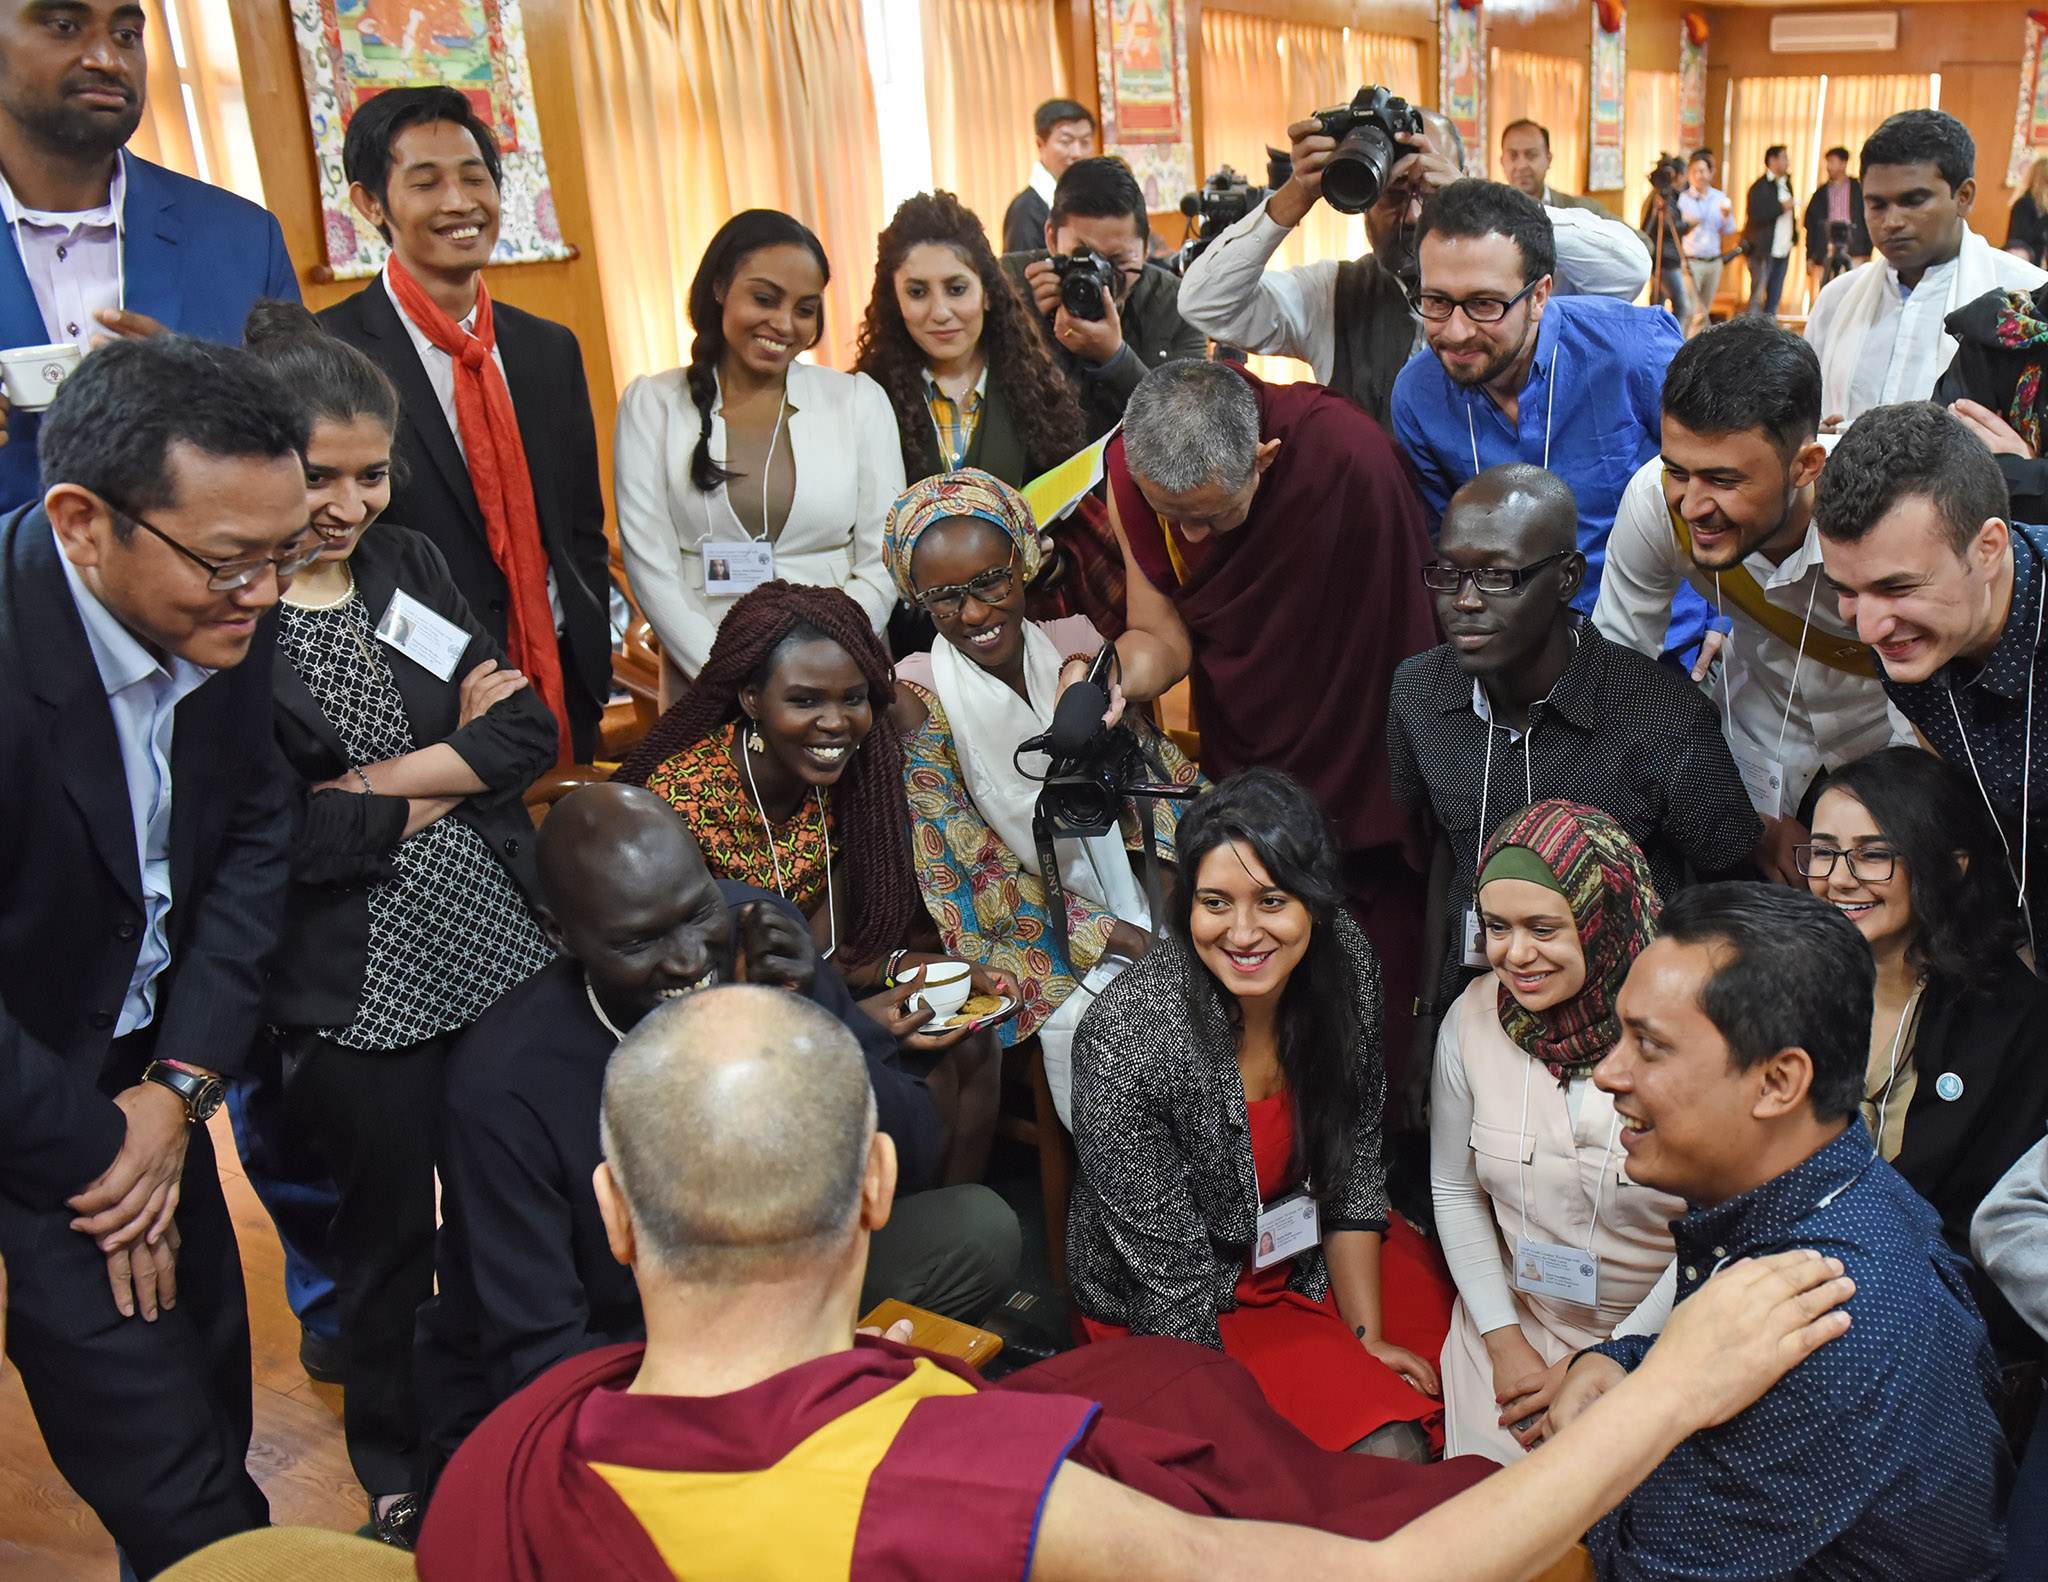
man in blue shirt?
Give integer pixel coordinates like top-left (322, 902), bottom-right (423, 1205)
top-left (1550, 882), bottom-right (2008, 1580)
top-left (1677, 152), bottom-right (1737, 334)
top-left (1389, 180), bottom-right (1708, 656)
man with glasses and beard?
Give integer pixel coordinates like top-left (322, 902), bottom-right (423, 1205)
top-left (0, 0), bottom-right (300, 513)
top-left (1390, 180), bottom-right (1708, 658)
top-left (1595, 320), bottom-right (1911, 885)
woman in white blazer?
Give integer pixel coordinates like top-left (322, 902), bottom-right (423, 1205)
top-left (616, 210), bottom-right (905, 698)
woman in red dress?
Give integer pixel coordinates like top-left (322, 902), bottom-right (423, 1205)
top-left (1066, 768), bottom-right (1455, 1458)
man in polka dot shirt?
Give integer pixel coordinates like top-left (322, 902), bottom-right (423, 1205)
top-left (1550, 882), bottom-right (2008, 1579)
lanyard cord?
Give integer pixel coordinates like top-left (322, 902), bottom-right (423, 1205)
top-left (1868, 979), bottom-right (1925, 1155)
top-left (1775, 575), bottom-right (1821, 765)
top-left (1710, 565), bottom-right (1819, 792)
top-left (1477, 709), bottom-right (1537, 853)
top-left (740, 732), bottom-right (838, 960)
top-left (1463, 345), bottom-right (1558, 475)
top-left (721, 385), bottom-right (788, 542)
top-left (1514, 1055), bottom-right (1618, 1258)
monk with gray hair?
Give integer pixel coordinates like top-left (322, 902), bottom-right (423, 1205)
top-left (418, 982), bottom-right (1861, 1581)
top-left (1094, 356), bottom-right (1443, 1085)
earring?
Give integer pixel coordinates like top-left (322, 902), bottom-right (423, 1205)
top-left (744, 716), bottom-right (765, 754)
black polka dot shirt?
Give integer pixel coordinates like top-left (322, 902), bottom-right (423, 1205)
top-left (1586, 1123), bottom-right (2010, 1579)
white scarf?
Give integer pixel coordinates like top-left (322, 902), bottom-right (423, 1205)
top-left (928, 620), bottom-right (1151, 929)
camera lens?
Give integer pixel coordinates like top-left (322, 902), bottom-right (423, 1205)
top-left (1060, 271), bottom-right (1107, 321)
top-left (1323, 121), bottom-right (1397, 214)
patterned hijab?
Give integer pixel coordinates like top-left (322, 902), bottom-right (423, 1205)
top-left (1994, 289), bottom-right (2048, 455)
top-left (883, 468), bottom-right (1041, 603)
top-left (1477, 800), bottom-right (1661, 1082)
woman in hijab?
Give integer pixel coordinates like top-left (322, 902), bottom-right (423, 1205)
top-left (1429, 801), bottom-right (1684, 1465)
top-left (886, 469), bottom-right (1200, 1124)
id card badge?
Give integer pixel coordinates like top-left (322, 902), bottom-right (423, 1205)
top-left (375, 589), bottom-right (470, 682)
top-left (1463, 906), bottom-right (1489, 968)
top-left (703, 540), bottom-right (775, 597)
top-left (1728, 739), bottom-right (1786, 820)
top-left (1513, 1237), bottom-right (1599, 1306)
top-left (1254, 1192), bottom-right (1320, 1270)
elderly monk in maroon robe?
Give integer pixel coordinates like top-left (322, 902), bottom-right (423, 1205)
top-left (1092, 359), bottom-right (1439, 1079)
top-left (416, 985), bottom-right (1859, 1582)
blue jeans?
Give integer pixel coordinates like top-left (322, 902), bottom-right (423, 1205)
top-left (1747, 252), bottom-right (1789, 317)
top-left (224, 1063), bottom-right (340, 1340)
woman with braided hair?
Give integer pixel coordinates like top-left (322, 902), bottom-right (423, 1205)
top-left (614, 580), bottom-right (1010, 1182)
top-left (615, 210), bottom-right (903, 700)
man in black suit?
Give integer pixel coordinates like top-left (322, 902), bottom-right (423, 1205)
top-left (0, 334), bottom-right (314, 1576)
top-left (318, 86), bottom-right (610, 762)
top-left (1002, 98), bottom-right (1096, 254)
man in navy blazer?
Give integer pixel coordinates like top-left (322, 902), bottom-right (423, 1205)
top-left (0, 0), bottom-right (299, 513)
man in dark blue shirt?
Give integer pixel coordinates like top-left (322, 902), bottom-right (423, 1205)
top-left (1815, 401), bottom-right (2048, 957)
top-left (1550, 882), bottom-right (2008, 1580)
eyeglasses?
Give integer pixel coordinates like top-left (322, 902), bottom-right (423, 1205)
top-left (1420, 551), bottom-right (1574, 597)
top-left (110, 502), bottom-right (325, 592)
top-left (1411, 277), bottom-right (1543, 324)
top-left (915, 555), bottom-right (1017, 620)
top-left (1793, 844), bottom-right (1898, 882)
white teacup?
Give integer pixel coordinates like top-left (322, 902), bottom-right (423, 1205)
top-left (910, 960), bottom-right (973, 1021)
top-left (0, 342), bottom-right (80, 412)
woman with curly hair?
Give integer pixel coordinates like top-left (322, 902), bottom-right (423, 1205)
top-left (614, 580), bottom-right (1010, 1181)
top-left (615, 210), bottom-right (903, 699)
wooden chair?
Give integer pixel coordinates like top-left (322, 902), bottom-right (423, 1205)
top-left (524, 761), bottom-right (618, 827)
top-left (996, 1037), bottom-right (1077, 1292)
top-left (157, 1528), bottom-right (415, 1580)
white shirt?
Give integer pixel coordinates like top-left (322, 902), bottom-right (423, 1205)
top-left (1029, 162), bottom-right (1058, 208)
top-left (0, 152), bottom-right (125, 355)
top-left (1593, 455), bottom-right (1911, 814)
top-left (1770, 176), bottom-right (1795, 259)
top-left (1177, 195), bottom-right (1649, 384)
top-left (59, 542), bottom-right (213, 1035)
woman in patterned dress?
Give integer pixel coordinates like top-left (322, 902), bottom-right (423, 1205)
top-left (612, 580), bottom-right (1013, 1183)
top-left (245, 303), bottom-right (560, 1544)
top-left (883, 470), bottom-right (1199, 1126)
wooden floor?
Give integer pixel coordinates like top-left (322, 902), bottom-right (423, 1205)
top-left (0, 1113), bottom-right (363, 1580)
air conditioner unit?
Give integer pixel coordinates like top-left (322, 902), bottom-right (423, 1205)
top-left (1770, 12), bottom-right (1897, 52)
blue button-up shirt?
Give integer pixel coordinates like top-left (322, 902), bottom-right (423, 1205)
top-left (59, 542), bottom-right (213, 1035)
top-left (1389, 294), bottom-right (1710, 654)
top-left (1587, 1123), bottom-right (2008, 1580)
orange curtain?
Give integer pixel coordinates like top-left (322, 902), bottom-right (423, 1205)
top-left (1490, 49), bottom-right (1587, 192)
top-left (1818, 75), bottom-right (1934, 178)
top-left (128, 0), bottom-right (265, 205)
top-left (570, 0), bottom-right (886, 384)
top-left (1725, 75), bottom-right (1823, 311)
top-left (922, 0), bottom-right (1068, 241)
top-left (1622, 69), bottom-right (1679, 236)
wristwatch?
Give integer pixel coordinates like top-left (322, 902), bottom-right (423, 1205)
top-left (143, 1059), bottom-right (226, 1124)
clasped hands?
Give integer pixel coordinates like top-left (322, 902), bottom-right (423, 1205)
top-left (66, 1077), bottom-right (190, 1322)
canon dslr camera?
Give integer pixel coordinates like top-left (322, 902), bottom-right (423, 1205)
top-left (1310, 85), bottom-right (1425, 215)
top-left (1048, 247), bottom-right (1120, 322)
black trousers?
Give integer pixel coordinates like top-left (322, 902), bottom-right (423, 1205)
top-left (0, 1116), bottom-right (267, 1578)
top-left (279, 1027), bottom-right (451, 1497)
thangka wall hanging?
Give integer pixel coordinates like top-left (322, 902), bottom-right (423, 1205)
top-left (1440, 0), bottom-right (1485, 178)
top-left (1678, 13), bottom-right (1707, 154)
top-left (1093, 0), bottom-right (1197, 209)
top-left (1590, 0), bottom-right (1625, 190)
top-left (289, 0), bottom-right (573, 279)
top-left (2010, 11), bottom-right (2048, 188)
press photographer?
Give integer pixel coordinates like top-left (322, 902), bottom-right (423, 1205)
top-left (1641, 153), bottom-right (1696, 320)
top-left (1001, 156), bottom-right (1207, 442)
top-left (1175, 152), bottom-right (1291, 272)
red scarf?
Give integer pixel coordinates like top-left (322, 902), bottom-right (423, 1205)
top-left (386, 257), bottom-right (571, 758)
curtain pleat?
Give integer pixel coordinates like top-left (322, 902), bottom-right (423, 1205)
top-left (1490, 49), bottom-right (1588, 193)
top-left (1622, 70), bottom-right (1679, 235)
top-left (571, 0), bottom-right (887, 385)
top-left (1727, 74), bottom-right (1824, 234)
top-left (922, 0), bottom-right (1067, 241)
top-left (1819, 75), bottom-right (1935, 180)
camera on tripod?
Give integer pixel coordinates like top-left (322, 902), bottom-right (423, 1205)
top-left (1822, 219), bottom-right (1855, 285)
top-left (1309, 85), bottom-right (1425, 214)
top-left (1174, 149), bottom-right (1293, 272)
top-left (1047, 248), bottom-right (1120, 322)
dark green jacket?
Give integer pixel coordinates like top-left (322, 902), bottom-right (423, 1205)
top-left (908, 377), bottom-right (1031, 487)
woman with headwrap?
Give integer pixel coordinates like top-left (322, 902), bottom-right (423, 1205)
top-left (885, 470), bottom-right (1200, 1125)
top-left (1428, 800), bottom-right (1684, 1466)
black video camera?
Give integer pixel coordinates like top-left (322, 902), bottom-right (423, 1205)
top-left (1822, 219), bottom-right (1855, 285)
top-left (1174, 149), bottom-right (1293, 272)
top-left (1048, 247), bottom-right (1120, 322)
top-left (1310, 85), bottom-right (1425, 215)
top-left (1648, 152), bottom-right (1687, 194)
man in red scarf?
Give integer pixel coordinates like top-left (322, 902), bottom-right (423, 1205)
top-left (320, 87), bottom-right (611, 763)
top-left (417, 983), bottom-right (1858, 1581)
top-left (1096, 358), bottom-right (1439, 1083)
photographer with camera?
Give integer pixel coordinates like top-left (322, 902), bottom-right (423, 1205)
top-left (1000, 157), bottom-right (1207, 442)
top-left (1641, 154), bottom-right (1696, 323)
top-left (1802, 147), bottom-right (1868, 303)
top-left (885, 471), bottom-right (1201, 1127)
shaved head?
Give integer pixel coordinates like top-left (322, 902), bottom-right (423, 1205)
top-left (538, 782), bottom-right (707, 928)
top-left (1444, 463), bottom-right (1579, 559)
top-left (601, 985), bottom-right (876, 1281)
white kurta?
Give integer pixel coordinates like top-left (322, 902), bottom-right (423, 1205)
top-left (1429, 975), bottom-right (1683, 1464)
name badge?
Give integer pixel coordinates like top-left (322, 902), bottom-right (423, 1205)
top-left (1463, 905), bottom-right (1490, 968)
top-left (1728, 738), bottom-right (1786, 820)
top-left (703, 540), bottom-right (775, 597)
top-left (375, 589), bottom-right (470, 682)
top-left (1255, 1192), bottom-right (1320, 1270)
top-left (1513, 1236), bottom-right (1600, 1306)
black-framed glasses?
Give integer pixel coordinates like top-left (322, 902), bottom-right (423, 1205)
top-left (109, 502), bottom-right (324, 592)
top-left (1420, 551), bottom-right (1574, 597)
top-left (1794, 844), bottom-right (1899, 882)
top-left (914, 554), bottom-right (1017, 620)
top-left (1411, 277), bottom-right (1543, 324)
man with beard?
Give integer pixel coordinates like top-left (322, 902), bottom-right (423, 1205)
top-left (1389, 180), bottom-right (1707, 655)
top-left (0, 0), bottom-right (299, 512)
top-left (1179, 109), bottom-right (1646, 427)
top-left (1595, 320), bottom-right (1909, 883)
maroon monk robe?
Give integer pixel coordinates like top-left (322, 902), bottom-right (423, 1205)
top-left (1107, 369), bottom-right (1441, 1080)
top-left (415, 1335), bottom-right (1495, 1581)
